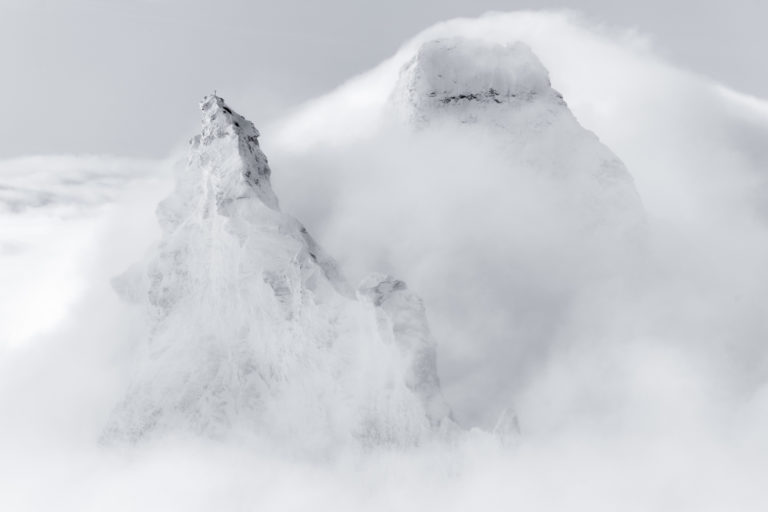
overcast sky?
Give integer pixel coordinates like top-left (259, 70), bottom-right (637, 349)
top-left (1, 0), bottom-right (766, 158)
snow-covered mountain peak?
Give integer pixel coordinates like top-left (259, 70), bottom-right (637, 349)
top-left (394, 38), bottom-right (561, 121)
top-left (200, 94), bottom-right (260, 137)
top-left (185, 94), bottom-right (279, 212)
top-left (104, 96), bottom-right (453, 449)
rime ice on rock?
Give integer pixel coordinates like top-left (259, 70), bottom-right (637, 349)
top-left (394, 38), bottom-right (558, 121)
top-left (358, 274), bottom-right (452, 429)
top-left (492, 407), bottom-right (521, 447)
top-left (104, 95), bottom-right (452, 449)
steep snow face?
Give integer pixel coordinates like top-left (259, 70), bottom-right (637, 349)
top-left (104, 96), bottom-right (452, 451)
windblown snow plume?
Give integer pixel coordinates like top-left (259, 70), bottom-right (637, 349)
top-left (103, 95), bottom-right (452, 450)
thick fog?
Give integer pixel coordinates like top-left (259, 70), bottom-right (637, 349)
top-left (2, 11), bottom-right (768, 511)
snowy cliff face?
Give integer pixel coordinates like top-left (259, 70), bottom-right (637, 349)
top-left (104, 95), bottom-right (452, 450)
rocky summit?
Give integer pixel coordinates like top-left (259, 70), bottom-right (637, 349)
top-left (103, 95), bottom-right (453, 452)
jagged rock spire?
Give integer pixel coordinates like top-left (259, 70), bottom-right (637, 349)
top-left (104, 96), bottom-right (453, 450)
top-left (390, 37), bottom-right (644, 236)
top-left (192, 94), bottom-right (279, 211)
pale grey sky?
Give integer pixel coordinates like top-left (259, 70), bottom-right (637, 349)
top-left (1, 0), bottom-right (766, 158)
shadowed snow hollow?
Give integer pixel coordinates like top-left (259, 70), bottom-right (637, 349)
top-left (104, 95), bottom-right (453, 451)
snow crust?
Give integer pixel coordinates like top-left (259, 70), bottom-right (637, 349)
top-left (104, 95), bottom-right (452, 450)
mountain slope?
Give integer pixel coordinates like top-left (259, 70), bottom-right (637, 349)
top-left (104, 95), bottom-right (452, 450)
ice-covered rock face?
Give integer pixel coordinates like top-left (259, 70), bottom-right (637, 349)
top-left (265, 38), bottom-right (646, 426)
top-left (104, 96), bottom-right (452, 451)
top-left (395, 38), bottom-right (557, 121)
top-left (358, 274), bottom-right (452, 427)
